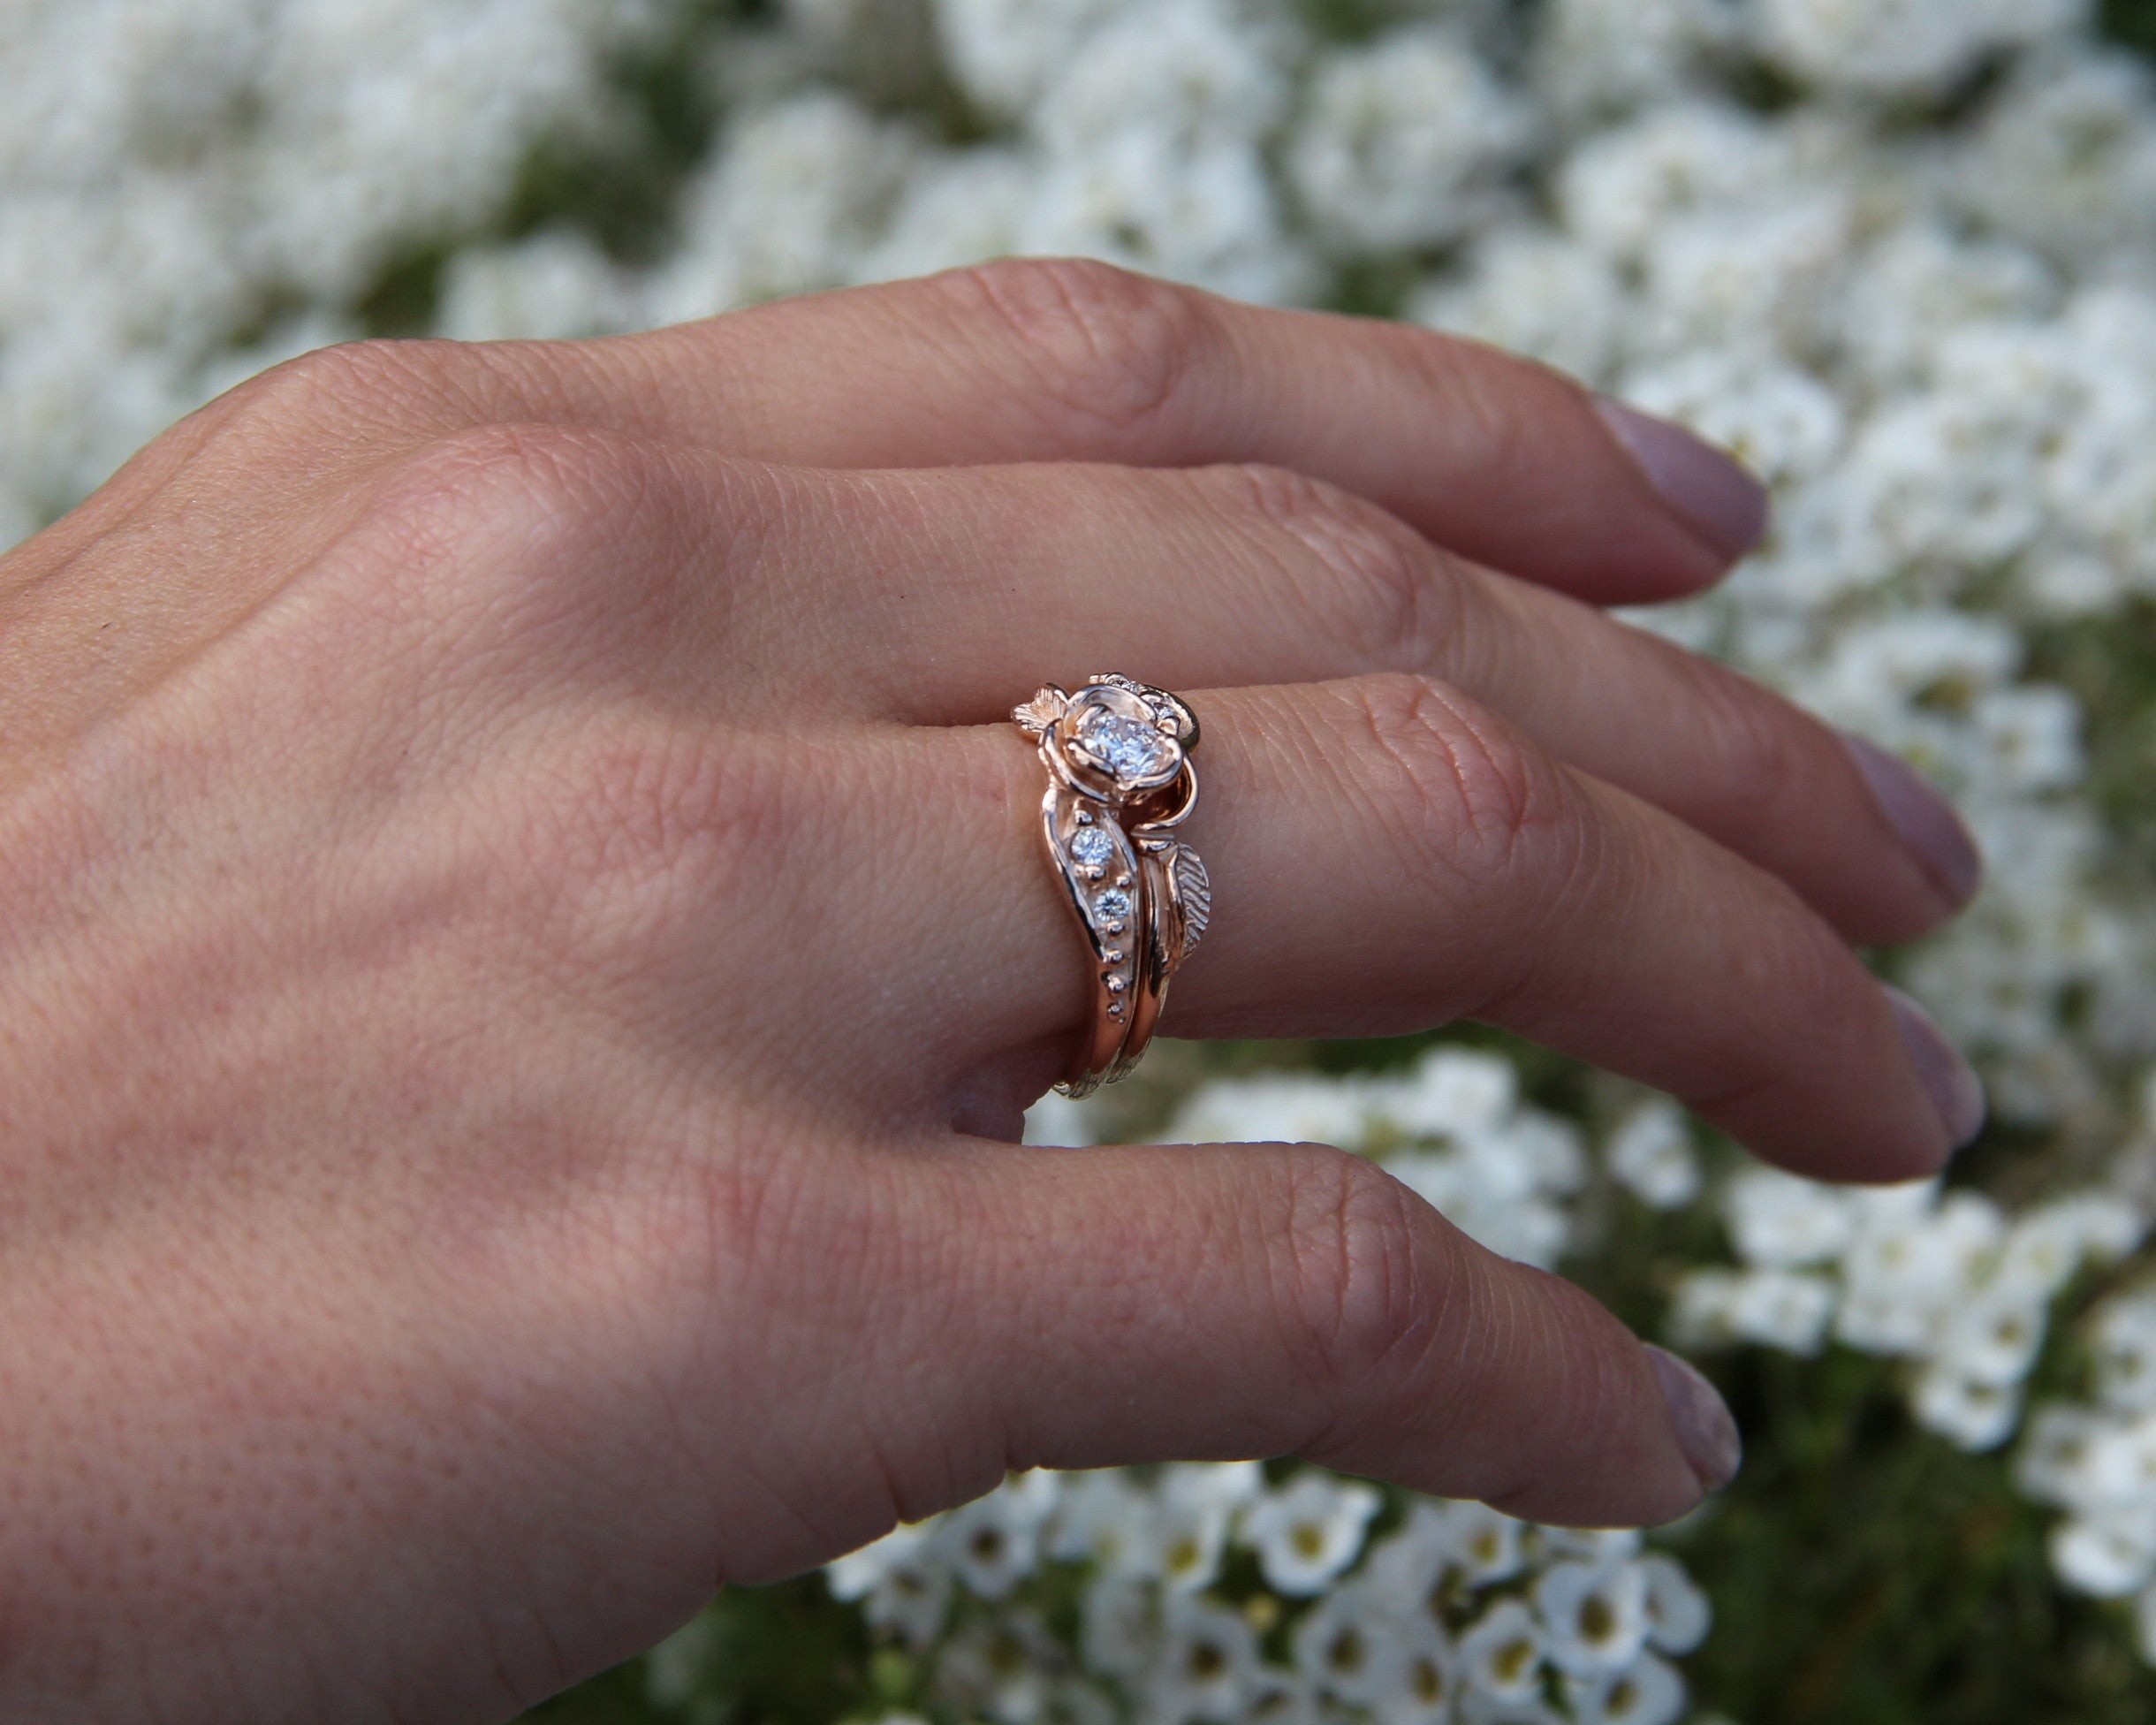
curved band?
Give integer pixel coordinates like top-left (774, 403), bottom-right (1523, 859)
top-left (1013, 675), bottom-right (1210, 1098)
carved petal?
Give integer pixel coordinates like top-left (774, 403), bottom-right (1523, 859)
top-left (1012, 685), bottom-right (1070, 735)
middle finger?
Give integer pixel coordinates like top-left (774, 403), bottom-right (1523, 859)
top-left (665, 452), bottom-right (1977, 947)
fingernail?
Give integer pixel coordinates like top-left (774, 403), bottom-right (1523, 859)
top-left (1884, 984), bottom-right (1987, 1153)
top-left (1841, 732), bottom-right (1983, 908)
top-left (1645, 1345), bottom-right (1742, 1493)
top-left (1594, 396), bottom-right (1770, 561)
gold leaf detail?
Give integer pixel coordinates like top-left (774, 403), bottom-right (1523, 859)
top-left (1168, 843), bottom-right (1211, 972)
top-left (1012, 685), bottom-right (1070, 735)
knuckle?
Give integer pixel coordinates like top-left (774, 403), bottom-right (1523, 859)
top-left (940, 256), bottom-right (1206, 439)
top-left (541, 716), bottom-right (792, 901)
top-left (1340, 673), bottom-right (1560, 881)
top-left (1200, 463), bottom-right (1460, 673)
top-left (501, 716), bottom-right (803, 976)
top-left (385, 418), bottom-right (628, 530)
top-left (1264, 1145), bottom-right (1446, 1396)
top-left (1693, 671), bottom-right (1817, 834)
top-left (341, 420), bottom-right (659, 623)
top-left (209, 336), bottom-right (457, 440)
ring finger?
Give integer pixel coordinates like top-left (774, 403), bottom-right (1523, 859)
top-left (857, 675), bottom-right (1984, 1183)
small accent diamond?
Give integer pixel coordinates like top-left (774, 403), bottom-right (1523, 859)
top-left (1069, 825), bottom-right (1115, 867)
top-left (1094, 886), bottom-right (1133, 923)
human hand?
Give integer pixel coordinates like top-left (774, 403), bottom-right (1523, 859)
top-left (0, 260), bottom-right (1980, 1721)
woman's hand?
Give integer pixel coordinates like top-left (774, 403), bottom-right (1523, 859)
top-left (0, 260), bottom-right (1980, 1723)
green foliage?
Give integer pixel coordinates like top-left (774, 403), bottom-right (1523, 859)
top-left (2112, 0), bottom-right (2156, 57)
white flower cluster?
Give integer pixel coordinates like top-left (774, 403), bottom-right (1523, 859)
top-left (1673, 1166), bottom-right (2145, 1449)
top-left (0, 0), bottom-right (663, 536)
top-left (813, 1463), bottom-right (1710, 1725)
top-left (2018, 1288), bottom-right (2156, 1655)
top-left (1160, 1048), bottom-right (1590, 1271)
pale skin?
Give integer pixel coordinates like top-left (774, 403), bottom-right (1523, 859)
top-left (0, 260), bottom-right (1981, 1721)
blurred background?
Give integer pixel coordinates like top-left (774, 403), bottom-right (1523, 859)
top-left (12, 3), bottom-right (2156, 1722)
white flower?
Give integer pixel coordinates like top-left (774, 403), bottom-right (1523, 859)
top-left (1411, 227), bottom-right (1625, 384)
top-left (1363, 1501), bottom-right (1454, 1607)
top-left (1245, 1473), bottom-right (1384, 1597)
top-left (2096, 1294), bottom-right (2156, 1410)
top-left (1912, 1367), bottom-right (2023, 1453)
top-left (1536, 1527), bottom-right (1643, 1569)
top-left (2017, 1406), bottom-right (2107, 1506)
top-left (435, 228), bottom-right (630, 340)
top-left (828, 1524), bottom-right (954, 1650)
top-left (1754, 0), bottom-right (2083, 99)
top-left (1638, 1554), bottom-right (1712, 1655)
top-left (641, 92), bottom-right (921, 321)
top-left (1604, 1099), bottom-right (1703, 1211)
top-left (1049, 1470), bottom-right (1153, 1570)
top-left (1080, 1572), bottom-right (1155, 1677)
top-left (2051, 1516), bottom-right (2156, 1599)
top-left (1149, 1598), bottom-right (1262, 1725)
top-left (1557, 103), bottom-right (1786, 262)
top-left (1534, 0), bottom-right (1739, 122)
top-left (1673, 1266), bottom-right (1836, 1355)
top-left (936, 1614), bottom-right (1060, 1723)
top-left (1723, 1168), bottom-right (1854, 1269)
top-left (1150, 1494), bottom-right (1233, 1596)
top-left (1435, 1501), bottom-right (1528, 1585)
top-left (1563, 1650), bottom-right (1688, 1725)
top-left (1286, 27), bottom-right (1530, 254)
top-left (1532, 1560), bottom-right (1651, 1678)
top-left (1457, 1598), bottom-right (1546, 1707)
top-left (1161, 1459), bottom-right (1266, 1515)
top-left (931, 0), bottom-right (1133, 116)
top-left (942, 1475), bottom-right (1058, 1599)
top-left (1936, 1287), bottom-right (2052, 1389)
top-left (1289, 1582), bottom-right (1391, 1706)
top-left (827, 1522), bottom-right (932, 1600)
top-left (1953, 50), bottom-right (2156, 264)
top-left (1243, 1671), bottom-right (1325, 1725)
top-left (1369, 1616), bottom-right (1461, 1725)
top-left (1995, 1197), bottom-right (2144, 1301)
top-left (1029, 0), bottom-right (1292, 158)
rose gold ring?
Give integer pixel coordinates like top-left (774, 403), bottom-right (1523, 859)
top-left (1013, 674), bottom-right (1210, 1099)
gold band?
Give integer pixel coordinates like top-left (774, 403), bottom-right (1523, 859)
top-left (1013, 675), bottom-right (1210, 1098)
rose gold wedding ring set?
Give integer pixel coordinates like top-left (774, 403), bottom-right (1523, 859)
top-left (1013, 675), bottom-right (1210, 1098)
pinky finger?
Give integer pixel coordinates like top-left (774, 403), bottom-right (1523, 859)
top-left (917, 1136), bottom-right (1739, 1531)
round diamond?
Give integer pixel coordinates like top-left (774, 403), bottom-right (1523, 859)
top-left (1093, 886), bottom-right (1133, 923)
top-left (1079, 710), bottom-right (1175, 781)
top-left (1069, 825), bottom-right (1115, 866)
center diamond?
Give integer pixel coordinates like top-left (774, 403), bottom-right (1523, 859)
top-left (1078, 710), bottom-right (1175, 782)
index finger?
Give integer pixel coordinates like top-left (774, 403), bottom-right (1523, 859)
top-left (87, 261), bottom-right (1765, 612)
top-left (596, 259), bottom-right (1769, 603)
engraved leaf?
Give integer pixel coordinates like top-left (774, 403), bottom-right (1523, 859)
top-left (1169, 842), bottom-right (1211, 969)
top-left (1012, 685), bottom-right (1070, 735)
